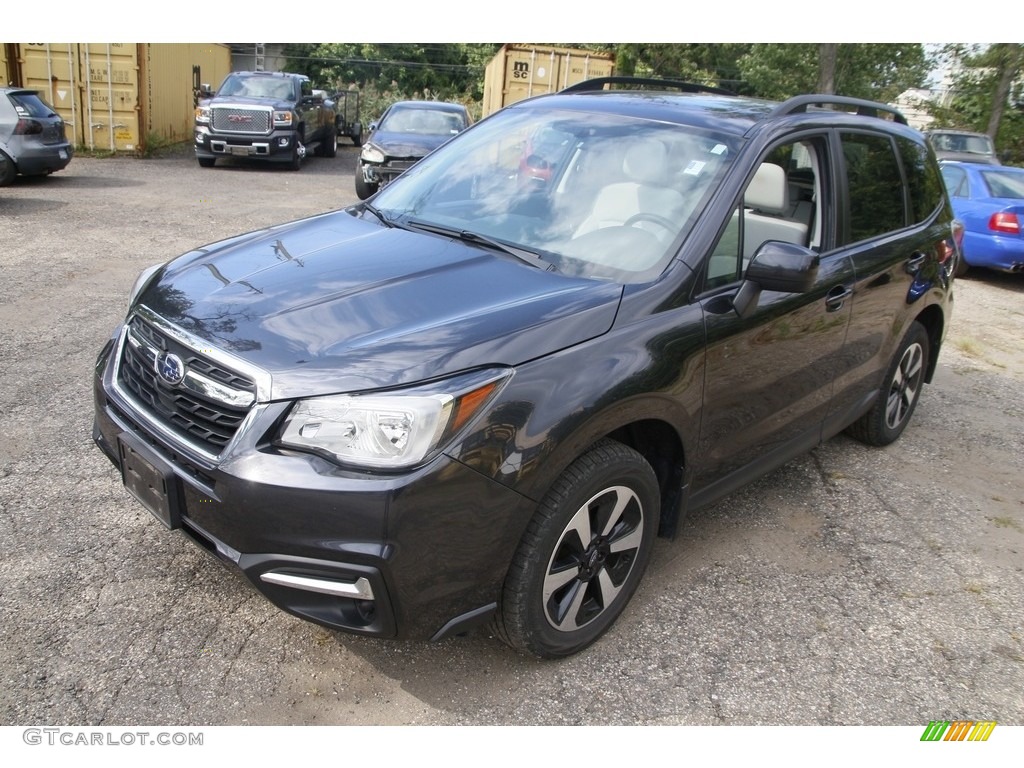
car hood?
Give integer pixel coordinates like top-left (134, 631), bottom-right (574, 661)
top-left (138, 210), bottom-right (623, 400)
top-left (367, 129), bottom-right (455, 158)
top-left (205, 95), bottom-right (296, 111)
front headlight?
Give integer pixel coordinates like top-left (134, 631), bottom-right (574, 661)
top-left (273, 110), bottom-right (293, 127)
top-left (360, 144), bottom-right (385, 164)
top-left (276, 369), bottom-right (510, 470)
top-left (194, 106), bottom-right (210, 124)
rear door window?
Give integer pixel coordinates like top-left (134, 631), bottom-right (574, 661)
top-left (840, 132), bottom-right (905, 243)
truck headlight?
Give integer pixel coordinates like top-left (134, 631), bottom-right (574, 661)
top-left (273, 111), bottom-right (293, 127)
top-left (276, 369), bottom-right (510, 469)
top-left (194, 106), bottom-right (211, 124)
top-left (360, 144), bottom-right (385, 164)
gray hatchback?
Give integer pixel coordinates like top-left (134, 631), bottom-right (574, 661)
top-left (0, 87), bottom-right (73, 186)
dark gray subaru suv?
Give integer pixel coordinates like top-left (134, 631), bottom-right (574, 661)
top-left (93, 78), bottom-right (959, 658)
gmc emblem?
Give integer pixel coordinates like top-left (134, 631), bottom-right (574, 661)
top-left (228, 114), bottom-right (253, 123)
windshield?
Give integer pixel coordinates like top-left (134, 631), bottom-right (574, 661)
top-left (217, 74), bottom-right (296, 101)
top-left (930, 132), bottom-right (995, 156)
top-left (371, 105), bottom-right (736, 283)
top-left (379, 106), bottom-right (466, 135)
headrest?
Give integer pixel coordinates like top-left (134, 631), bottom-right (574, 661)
top-left (622, 139), bottom-right (669, 185)
top-left (746, 162), bottom-right (787, 214)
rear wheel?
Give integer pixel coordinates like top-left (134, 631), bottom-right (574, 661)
top-left (0, 150), bottom-right (17, 186)
top-left (847, 321), bottom-right (929, 446)
top-left (493, 440), bottom-right (659, 658)
top-left (317, 129), bottom-right (338, 158)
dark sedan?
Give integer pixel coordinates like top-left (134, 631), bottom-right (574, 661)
top-left (0, 87), bottom-right (73, 186)
top-left (355, 100), bottom-right (470, 199)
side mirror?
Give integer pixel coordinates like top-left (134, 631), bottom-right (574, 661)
top-left (199, 84), bottom-right (214, 98)
top-left (733, 241), bottom-right (820, 319)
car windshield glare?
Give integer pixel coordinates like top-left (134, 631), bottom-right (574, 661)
top-left (372, 106), bottom-right (735, 283)
top-left (381, 107), bottom-right (465, 135)
top-left (218, 75), bottom-right (295, 101)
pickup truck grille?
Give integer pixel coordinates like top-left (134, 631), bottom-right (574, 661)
top-left (116, 315), bottom-right (257, 455)
top-left (211, 106), bottom-right (272, 134)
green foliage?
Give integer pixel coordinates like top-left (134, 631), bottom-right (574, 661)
top-left (928, 44), bottom-right (1024, 165)
top-left (739, 44), bottom-right (930, 102)
top-left (284, 43), bottom-right (500, 102)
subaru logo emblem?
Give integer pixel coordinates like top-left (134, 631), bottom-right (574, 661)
top-left (155, 352), bottom-right (186, 385)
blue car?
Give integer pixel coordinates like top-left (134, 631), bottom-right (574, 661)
top-left (940, 160), bottom-right (1024, 275)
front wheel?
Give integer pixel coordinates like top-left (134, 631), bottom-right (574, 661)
top-left (846, 321), bottom-right (930, 446)
top-left (493, 439), bottom-right (659, 658)
top-left (355, 170), bottom-right (378, 200)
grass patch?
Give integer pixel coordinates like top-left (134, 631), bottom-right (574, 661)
top-left (989, 516), bottom-right (1024, 533)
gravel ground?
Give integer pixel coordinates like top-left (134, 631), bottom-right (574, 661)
top-left (1, 147), bottom-right (1022, 728)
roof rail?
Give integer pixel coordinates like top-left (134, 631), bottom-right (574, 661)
top-left (560, 76), bottom-right (735, 97)
top-left (771, 95), bottom-right (908, 125)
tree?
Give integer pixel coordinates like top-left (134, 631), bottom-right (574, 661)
top-left (739, 44), bottom-right (930, 102)
top-left (931, 44), bottom-right (1024, 164)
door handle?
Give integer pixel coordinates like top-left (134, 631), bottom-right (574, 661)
top-left (825, 285), bottom-right (852, 312)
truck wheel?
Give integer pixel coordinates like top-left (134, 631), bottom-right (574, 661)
top-left (197, 157), bottom-right (216, 168)
top-left (355, 172), bottom-right (377, 200)
top-left (321, 129), bottom-right (338, 158)
top-left (352, 131), bottom-right (363, 147)
top-left (288, 141), bottom-right (305, 171)
top-left (492, 439), bottom-right (659, 658)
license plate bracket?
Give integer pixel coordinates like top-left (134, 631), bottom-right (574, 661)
top-left (117, 433), bottom-right (182, 530)
top-left (229, 146), bottom-right (250, 156)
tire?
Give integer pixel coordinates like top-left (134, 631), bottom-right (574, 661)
top-left (493, 439), bottom-right (659, 658)
top-left (954, 252), bottom-right (969, 277)
top-left (846, 321), bottom-right (929, 446)
top-left (288, 141), bottom-right (305, 171)
top-left (355, 170), bottom-right (377, 200)
top-left (0, 149), bottom-right (17, 186)
top-left (323, 129), bottom-right (338, 158)
top-left (197, 156), bottom-right (216, 168)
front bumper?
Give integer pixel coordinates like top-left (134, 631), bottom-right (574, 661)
top-left (92, 327), bottom-right (533, 641)
top-left (360, 157), bottom-right (420, 185)
top-left (194, 126), bottom-right (298, 161)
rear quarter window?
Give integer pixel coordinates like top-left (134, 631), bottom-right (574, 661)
top-left (898, 136), bottom-right (946, 223)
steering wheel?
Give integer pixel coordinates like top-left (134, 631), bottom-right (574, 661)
top-left (624, 212), bottom-right (676, 235)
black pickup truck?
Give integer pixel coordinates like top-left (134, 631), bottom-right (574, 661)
top-left (194, 71), bottom-right (337, 170)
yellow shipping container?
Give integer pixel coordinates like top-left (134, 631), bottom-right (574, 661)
top-left (483, 44), bottom-right (615, 117)
top-left (3, 43), bottom-right (231, 152)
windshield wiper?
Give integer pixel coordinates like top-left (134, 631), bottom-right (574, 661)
top-left (362, 202), bottom-right (394, 228)
top-left (405, 219), bottom-right (559, 272)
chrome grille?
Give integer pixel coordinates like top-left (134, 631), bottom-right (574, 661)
top-left (211, 106), bottom-right (272, 134)
top-left (116, 315), bottom-right (256, 454)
